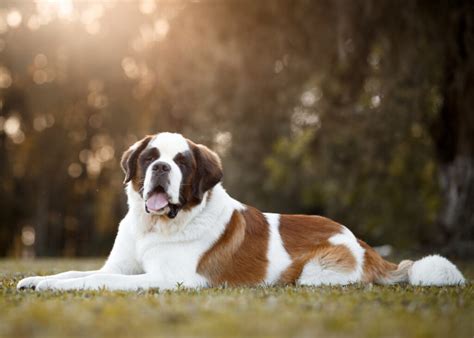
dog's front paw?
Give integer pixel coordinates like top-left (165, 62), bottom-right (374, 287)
top-left (35, 279), bottom-right (60, 291)
top-left (17, 276), bottom-right (45, 290)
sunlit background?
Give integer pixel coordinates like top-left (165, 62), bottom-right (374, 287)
top-left (0, 0), bottom-right (472, 258)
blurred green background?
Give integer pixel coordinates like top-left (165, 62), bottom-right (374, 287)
top-left (0, 0), bottom-right (472, 258)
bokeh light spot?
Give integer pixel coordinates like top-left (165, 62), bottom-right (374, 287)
top-left (21, 226), bottom-right (36, 246)
top-left (274, 60), bottom-right (284, 73)
top-left (154, 19), bottom-right (169, 40)
top-left (6, 9), bottom-right (22, 28)
top-left (214, 131), bottom-right (232, 156)
top-left (371, 95), bottom-right (381, 108)
top-left (4, 115), bottom-right (20, 136)
top-left (139, 0), bottom-right (157, 15)
top-left (0, 66), bottom-right (12, 88)
top-left (34, 54), bottom-right (48, 68)
top-left (68, 163), bottom-right (83, 178)
top-left (33, 115), bottom-right (48, 132)
top-left (28, 14), bottom-right (41, 30)
top-left (33, 70), bottom-right (48, 85)
top-left (122, 57), bottom-right (140, 79)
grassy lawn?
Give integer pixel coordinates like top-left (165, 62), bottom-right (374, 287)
top-left (0, 259), bottom-right (473, 338)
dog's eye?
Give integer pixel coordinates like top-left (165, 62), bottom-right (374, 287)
top-left (175, 155), bottom-right (187, 167)
top-left (144, 156), bottom-right (154, 163)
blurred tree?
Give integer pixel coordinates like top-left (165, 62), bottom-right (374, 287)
top-left (264, 0), bottom-right (474, 255)
top-left (431, 1), bottom-right (474, 255)
top-left (0, 0), bottom-right (472, 257)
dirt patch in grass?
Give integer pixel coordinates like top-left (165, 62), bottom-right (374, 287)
top-left (1, 259), bottom-right (473, 338)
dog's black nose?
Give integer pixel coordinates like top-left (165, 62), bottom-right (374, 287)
top-left (152, 162), bottom-right (171, 173)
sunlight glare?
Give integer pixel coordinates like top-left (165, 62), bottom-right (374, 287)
top-left (35, 0), bottom-right (75, 21)
top-left (154, 19), bottom-right (169, 40)
top-left (139, 0), bottom-right (157, 15)
top-left (57, 0), bottom-right (75, 20)
top-left (6, 9), bottom-right (22, 28)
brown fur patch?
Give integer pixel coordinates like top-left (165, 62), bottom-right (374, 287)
top-left (133, 146), bottom-right (160, 194)
top-left (174, 140), bottom-right (223, 211)
top-left (175, 150), bottom-right (199, 209)
top-left (279, 215), bottom-right (343, 258)
top-left (278, 215), bottom-right (349, 284)
top-left (187, 140), bottom-right (223, 203)
top-left (197, 206), bottom-right (269, 286)
top-left (279, 243), bottom-right (357, 284)
top-left (120, 136), bottom-right (153, 192)
top-left (317, 244), bottom-right (357, 271)
top-left (358, 239), bottom-right (395, 283)
top-left (358, 239), bottom-right (411, 284)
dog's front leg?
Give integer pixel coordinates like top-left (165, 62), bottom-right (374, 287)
top-left (17, 270), bottom-right (104, 290)
top-left (18, 213), bottom-right (141, 291)
top-left (35, 273), bottom-right (184, 292)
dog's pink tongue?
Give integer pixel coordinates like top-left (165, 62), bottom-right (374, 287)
top-left (146, 192), bottom-right (168, 211)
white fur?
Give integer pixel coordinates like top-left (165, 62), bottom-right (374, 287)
top-left (329, 226), bottom-right (365, 279)
top-left (143, 158), bottom-right (182, 206)
top-left (298, 226), bottom-right (365, 286)
top-left (144, 133), bottom-right (190, 206)
top-left (263, 213), bottom-right (292, 284)
top-left (149, 132), bottom-right (189, 155)
top-left (17, 271), bottom-right (102, 290)
top-left (408, 255), bottom-right (465, 286)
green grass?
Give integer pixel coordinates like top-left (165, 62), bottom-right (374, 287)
top-left (1, 259), bottom-right (473, 338)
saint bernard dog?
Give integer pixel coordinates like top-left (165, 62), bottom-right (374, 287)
top-left (18, 132), bottom-right (465, 291)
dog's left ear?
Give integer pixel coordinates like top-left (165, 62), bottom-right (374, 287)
top-left (121, 136), bottom-right (153, 184)
top-left (190, 142), bottom-right (223, 202)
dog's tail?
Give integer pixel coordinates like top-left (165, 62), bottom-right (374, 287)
top-left (360, 241), bottom-right (465, 286)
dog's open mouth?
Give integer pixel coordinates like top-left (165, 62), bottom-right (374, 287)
top-left (145, 188), bottom-right (181, 218)
top-left (145, 186), bottom-right (169, 213)
top-left (146, 192), bottom-right (169, 212)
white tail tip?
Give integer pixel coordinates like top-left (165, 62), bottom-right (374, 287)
top-left (408, 255), bottom-right (465, 286)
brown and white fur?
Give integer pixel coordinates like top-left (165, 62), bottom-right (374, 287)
top-left (18, 132), bottom-right (465, 291)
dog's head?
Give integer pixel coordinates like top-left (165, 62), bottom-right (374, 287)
top-left (121, 132), bottom-right (223, 218)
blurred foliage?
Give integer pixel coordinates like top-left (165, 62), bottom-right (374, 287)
top-left (0, 0), bottom-right (472, 257)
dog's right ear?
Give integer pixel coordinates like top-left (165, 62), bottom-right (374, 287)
top-left (121, 136), bottom-right (153, 184)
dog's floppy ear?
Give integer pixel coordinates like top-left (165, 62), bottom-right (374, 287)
top-left (121, 136), bottom-right (152, 184)
top-left (190, 142), bottom-right (223, 201)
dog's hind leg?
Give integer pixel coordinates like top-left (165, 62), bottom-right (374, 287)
top-left (297, 243), bottom-right (364, 286)
top-left (279, 227), bottom-right (365, 286)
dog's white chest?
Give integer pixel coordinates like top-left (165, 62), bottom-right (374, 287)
top-left (135, 231), bottom-right (209, 286)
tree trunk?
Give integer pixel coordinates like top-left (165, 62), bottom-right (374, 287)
top-left (433, 5), bottom-right (474, 257)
